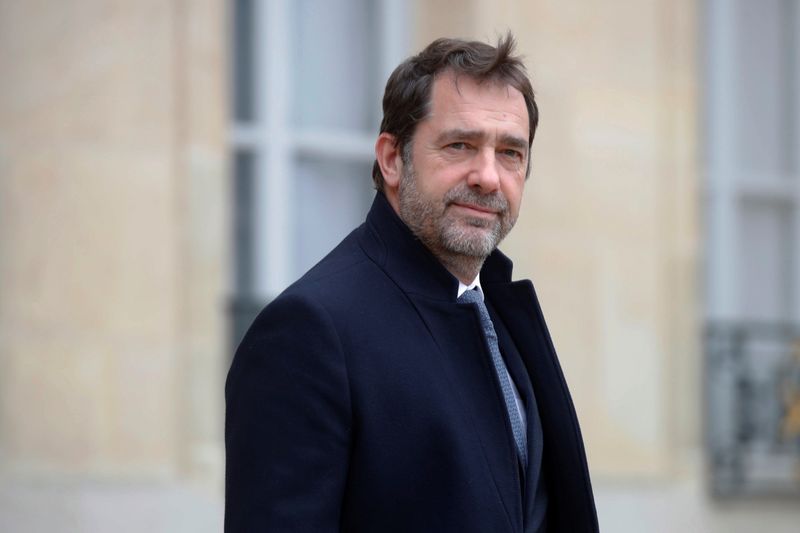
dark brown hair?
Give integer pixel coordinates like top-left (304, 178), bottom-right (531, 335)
top-left (372, 33), bottom-right (538, 191)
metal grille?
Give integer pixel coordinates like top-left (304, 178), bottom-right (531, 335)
top-left (705, 321), bottom-right (800, 497)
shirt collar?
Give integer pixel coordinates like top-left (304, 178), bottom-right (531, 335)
top-left (457, 274), bottom-right (483, 300)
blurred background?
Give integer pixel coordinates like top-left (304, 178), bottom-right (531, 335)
top-left (1, 0), bottom-right (799, 531)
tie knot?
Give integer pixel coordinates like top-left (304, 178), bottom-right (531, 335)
top-left (457, 287), bottom-right (483, 304)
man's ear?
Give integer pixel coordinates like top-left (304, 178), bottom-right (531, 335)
top-left (374, 133), bottom-right (403, 191)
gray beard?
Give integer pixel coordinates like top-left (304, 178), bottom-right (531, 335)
top-left (397, 161), bottom-right (516, 265)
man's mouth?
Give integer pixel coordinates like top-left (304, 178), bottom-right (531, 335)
top-left (450, 202), bottom-right (500, 217)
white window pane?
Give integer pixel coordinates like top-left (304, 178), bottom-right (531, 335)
top-left (734, 0), bottom-right (796, 177)
top-left (292, 156), bottom-right (374, 277)
top-left (739, 199), bottom-right (795, 320)
top-left (291, 0), bottom-right (381, 131)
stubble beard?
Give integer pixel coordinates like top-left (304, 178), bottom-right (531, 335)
top-left (397, 156), bottom-right (517, 279)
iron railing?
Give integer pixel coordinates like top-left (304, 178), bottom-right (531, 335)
top-left (705, 321), bottom-right (800, 497)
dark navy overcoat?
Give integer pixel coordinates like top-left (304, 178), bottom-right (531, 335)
top-left (225, 192), bottom-right (599, 532)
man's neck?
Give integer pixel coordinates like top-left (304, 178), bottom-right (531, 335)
top-left (429, 247), bottom-right (486, 286)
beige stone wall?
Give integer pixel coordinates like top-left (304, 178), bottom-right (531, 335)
top-left (415, 0), bottom-right (700, 478)
top-left (0, 0), bottom-right (228, 481)
top-left (0, 0), bottom-right (698, 487)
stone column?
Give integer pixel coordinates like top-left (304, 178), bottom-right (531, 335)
top-left (0, 0), bottom-right (228, 483)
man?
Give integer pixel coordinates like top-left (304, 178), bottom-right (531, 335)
top-left (225, 34), bottom-right (599, 532)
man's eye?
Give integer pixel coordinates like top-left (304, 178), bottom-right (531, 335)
top-left (501, 149), bottom-right (523, 160)
top-left (447, 142), bottom-right (468, 150)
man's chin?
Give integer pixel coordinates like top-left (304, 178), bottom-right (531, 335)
top-left (440, 226), bottom-right (499, 258)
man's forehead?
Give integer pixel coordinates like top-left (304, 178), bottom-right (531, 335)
top-left (426, 71), bottom-right (529, 136)
top-left (431, 71), bottom-right (524, 104)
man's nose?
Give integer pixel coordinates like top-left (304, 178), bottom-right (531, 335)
top-left (466, 148), bottom-right (501, 192)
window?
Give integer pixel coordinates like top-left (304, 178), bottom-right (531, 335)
top-left (229, 0), bottom-right (410, 346)
top-left (704, 0), bottom-right (800, 496)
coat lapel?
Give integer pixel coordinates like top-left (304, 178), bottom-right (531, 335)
top-left (409, 295), bottom-right (523, 532)
top-left (486, 280), bottom-right (598, 531)
top-left (487, 300), bottom-right (546, 527)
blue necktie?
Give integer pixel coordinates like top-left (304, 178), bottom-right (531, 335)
top-left (459, 287), bottom-right (528, 469)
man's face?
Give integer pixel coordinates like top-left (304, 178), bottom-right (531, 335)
top-left (397, 71), bottom-right (529, 260)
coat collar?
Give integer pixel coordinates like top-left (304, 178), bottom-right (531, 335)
top-left (358, 192), bottom-right (516, 301)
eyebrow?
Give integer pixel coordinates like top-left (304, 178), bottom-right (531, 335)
top-left (498, 134), bottom-right (529, 151)
top-left (435, 128), bottom-right (528, 152)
